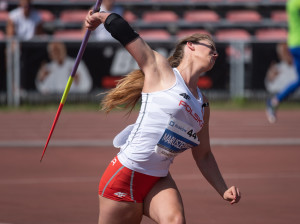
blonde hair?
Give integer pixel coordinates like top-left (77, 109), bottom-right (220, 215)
top-left (101, 33), bottom-right (215, 113)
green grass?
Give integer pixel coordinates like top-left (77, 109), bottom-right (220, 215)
top-left (0, 103), bottom-right (101, 112)
top-left (210, 99), bottom-right (300, 110)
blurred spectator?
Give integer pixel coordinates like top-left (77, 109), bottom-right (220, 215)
top-left (265, 43), bottom-right (298, 94)
top-left (266, 0), bottom-right (300, 123)
top-left (89, 0), bottom-right (123, 40)
top-left (6, 0), bottom-right (43, 40)
top-left (35, 41), bottom-right (92, 94)
top-left (0, 1), bottom-right (8, 11)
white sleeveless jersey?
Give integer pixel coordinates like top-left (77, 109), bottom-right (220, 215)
top-left (115, 68), bottom-right (206, 177)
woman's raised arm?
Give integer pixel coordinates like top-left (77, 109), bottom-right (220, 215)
top-left (84, 11), bottom-right (174, 91)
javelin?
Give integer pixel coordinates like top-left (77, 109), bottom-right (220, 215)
top-left (40, 0), bottom-right (102, 162)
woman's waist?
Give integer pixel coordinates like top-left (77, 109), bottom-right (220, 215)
top-left (117, 150), bottom-right (171, 177)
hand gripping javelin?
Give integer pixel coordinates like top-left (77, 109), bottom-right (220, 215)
top-left (40, 0), bottom-right (102, 162)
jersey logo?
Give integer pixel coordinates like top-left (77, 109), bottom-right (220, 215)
top-left (111, 158), bottom-right (117, 166)
top-left (114, 192), bottom-right (127, 198)
top-left (180, 93), bottom-right (190, 100)
top-left (178, 100), bottom-right (204, 128)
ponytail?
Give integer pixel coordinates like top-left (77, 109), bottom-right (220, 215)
top-left (101, 69), bottom-right (144, 113)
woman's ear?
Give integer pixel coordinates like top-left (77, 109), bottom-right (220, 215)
top-left (186, 41), bottom-right (196, 51)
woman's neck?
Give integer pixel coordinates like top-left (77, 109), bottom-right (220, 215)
top-left (176, 66), bottom-right (200, 99)
top-left (177, 65), bottom-right (201, 86)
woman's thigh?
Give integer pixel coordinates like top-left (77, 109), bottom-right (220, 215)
top-left (98, 196), bottom-right (143, 224)
top-left (143, 173), bottom-right (186, 224)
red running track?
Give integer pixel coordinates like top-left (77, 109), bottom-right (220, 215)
top-left (0, 109), bottom-right (300, 224)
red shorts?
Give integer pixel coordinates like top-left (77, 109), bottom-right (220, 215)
top-left (99, 156), bottom-right (161, 203)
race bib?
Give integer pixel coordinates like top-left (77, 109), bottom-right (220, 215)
top-left (155, 117), bottom-right (200, 158)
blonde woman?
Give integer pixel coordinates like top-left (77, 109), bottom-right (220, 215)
top-left (85, 11), bottom-right (241, 224)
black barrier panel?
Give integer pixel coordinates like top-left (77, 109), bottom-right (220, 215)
top-left (0, 42), bottom-right (6, 92)
top-left (208, 42), bottom-right (228, 90)
top-left (20, 42), bottom-right (49, 91)
top-left (251, 42), bottom-right (279, 90)
top-left (19, 41), bottom-right (229, 93)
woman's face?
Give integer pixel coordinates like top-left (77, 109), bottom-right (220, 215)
top-left (192, 40), bottom-right (218, 71)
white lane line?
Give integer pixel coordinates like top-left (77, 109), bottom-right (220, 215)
top-left (211, 138), bottom-right (300, 146)
top-left (1, 173), bottom-right (299, 185)
top-left (173, 173), bottom-right (300, 180)
top-left (0, 140), bottom-right (113, 147)
top-left (0, 177), bottom-right (98, 185)
top-left (1, 138), bottom-right (300, 147)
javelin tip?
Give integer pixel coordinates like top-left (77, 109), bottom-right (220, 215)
top-left (40, 103), bottom-right (64, 162)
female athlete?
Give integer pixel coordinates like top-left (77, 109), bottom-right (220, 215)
top-left (85, 10), bottom-right (241, 224)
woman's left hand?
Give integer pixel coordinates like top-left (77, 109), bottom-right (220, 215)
top-left (223, 186), bottom-right (241, 204)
